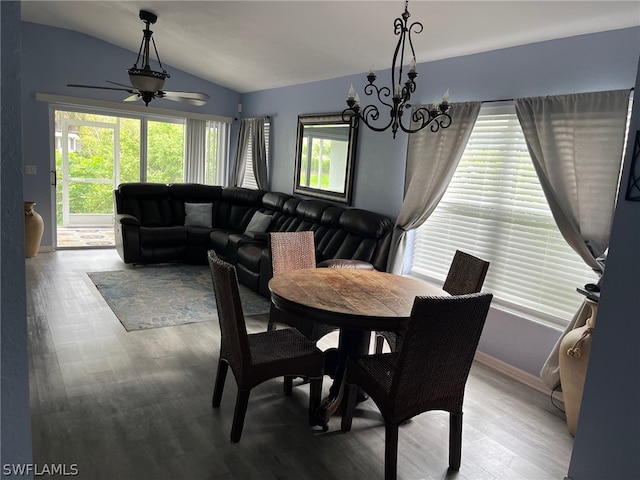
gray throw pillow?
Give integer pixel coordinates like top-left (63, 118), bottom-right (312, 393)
top-left (244, 211), bottom-right (272, 234)
top-left (184, 202), bottom-right (213, 228)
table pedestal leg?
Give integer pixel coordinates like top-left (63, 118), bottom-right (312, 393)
top-left (313, 328), bottom-right (370, 429)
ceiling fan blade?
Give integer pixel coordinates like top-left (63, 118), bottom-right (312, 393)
top-left (159, 90), bottom-right (210, 106)
top-left (106, 80), bottom-right (136, 89)
top-left (67, 83), bottom-right (134, 93)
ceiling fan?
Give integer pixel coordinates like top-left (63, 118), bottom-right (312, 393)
top-left (67, 10), bottom-right (210, 107)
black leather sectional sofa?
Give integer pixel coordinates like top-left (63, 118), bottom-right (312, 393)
top-left (114, 183), bottom-right (394, 297)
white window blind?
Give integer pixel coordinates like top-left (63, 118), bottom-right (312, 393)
top-left (411, 105), bottom-right (598, 325)
top-left (241, 121), bottom-right (270, 190)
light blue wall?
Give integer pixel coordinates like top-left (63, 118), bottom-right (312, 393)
top-left (242, 27), bottom-right (640, 217)
top-left (20, 21), bottom-right (242, 250)
top-left (242, 27), bottom-right (640, 378)
top-left (2, 1), bottom-right (33, 474)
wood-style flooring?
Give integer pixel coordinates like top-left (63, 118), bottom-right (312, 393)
top-left (26, 249), bottom-right (573, 480)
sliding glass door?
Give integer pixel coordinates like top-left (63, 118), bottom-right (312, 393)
top-left (54, 108), bottom-right (230, 247)
top-left (56, 112), bottom-right (138, 227)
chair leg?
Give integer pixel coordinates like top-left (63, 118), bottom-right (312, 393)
top-left (230, 388), bottom-right (251, 443)
top-left (340, 384), bottom-right (358, 432)
top-left (384, 423), bottom-right (399, 480)
top-left (449, 412), bottom-right (463, 470)
top-left (375, 334), bottom-right (385, 354)
top-left (212, 359), bottom-right (228, 408)
top-left (308, 377), bottom-right (323, 425)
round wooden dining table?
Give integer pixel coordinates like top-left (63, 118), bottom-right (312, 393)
top-left (269, 267), bottom-right (446, 429)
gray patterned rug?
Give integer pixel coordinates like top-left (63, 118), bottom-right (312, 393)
top-left (88, 264), bottom-right (270, 331)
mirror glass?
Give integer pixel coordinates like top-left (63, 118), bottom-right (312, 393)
top-left (294, 113), bottom-right (358, 204)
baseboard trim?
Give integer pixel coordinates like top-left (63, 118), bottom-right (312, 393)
top-left (474, 350), bottom-right (564, 406)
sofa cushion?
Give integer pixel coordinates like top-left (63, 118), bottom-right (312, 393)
top-left (244, 211), bottom-right (272, 234)
top-left (117, 183), bottom-right (174, 227)
top-left (184, 202), bottom-right (213, 228)
top-left (215, 187), bottom-right (265, 231)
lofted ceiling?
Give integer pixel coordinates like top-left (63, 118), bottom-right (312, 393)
top-left (21, 1), bottom-right (640, 94)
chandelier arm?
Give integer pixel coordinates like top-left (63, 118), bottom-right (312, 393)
top-left (364, 83), bottom-right (393, 110)
top-left (398, 109), bottom-right (452, 134)
top-left (406, 21), bottom-right (423, 61)
top-left (359, 104), bottom-right (395, 132)
top-left (391, 17), bottom-right (406, 91)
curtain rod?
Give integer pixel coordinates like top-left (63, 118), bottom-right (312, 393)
top-left (481, 88), bottom-right (634, 105)
top-left (235, 116), bottom-right (271, 121)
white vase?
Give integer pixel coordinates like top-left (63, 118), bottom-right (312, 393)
top-left (24, 201), bottom-right (44, 258)
top-left (559, 299), bottom-right (598, 436)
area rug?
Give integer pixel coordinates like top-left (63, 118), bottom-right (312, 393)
top-left (88, 264), bottom-right (270, 331)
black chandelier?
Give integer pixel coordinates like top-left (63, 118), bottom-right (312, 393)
top-left (342, 0), bottom-right (451, 138)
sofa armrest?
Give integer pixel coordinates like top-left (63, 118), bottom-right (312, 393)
top-left (116, 213), bottom-right (140, 226)
top-left (114, 216), bottom-right (141, 264)
top-left (226, 233), bottom-right (267, 265)
top-left (243, 231), bottom-right (269, 242)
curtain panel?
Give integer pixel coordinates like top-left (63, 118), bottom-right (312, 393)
top-left (231, 117), bottom-right (268, 188)
top-left (231, 119), bottom-right (250, 186)
top-left (252, 117), bottom-right (268, 190)
top-left (515, 89), bottom-right (631, 389)
top-left (184, 118), bottom-right (207, 183)
top-left (388, 101), bottom-right (481, 274)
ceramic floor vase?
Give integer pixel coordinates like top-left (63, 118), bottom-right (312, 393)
top-left (24, 201), bottom-right (44, 258)
top-left (559, 299), bottom-right (598, 436)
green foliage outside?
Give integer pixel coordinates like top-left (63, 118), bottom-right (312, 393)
top-left (55, 111), bottom-right (184, 226)
top-left (299, 137), bottom-right (332, 189)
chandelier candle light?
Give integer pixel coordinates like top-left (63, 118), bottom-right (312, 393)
top-left (343, 0), bottom-right (451, 138)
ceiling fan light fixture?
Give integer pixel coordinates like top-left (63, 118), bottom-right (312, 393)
top-left (127, 68), bottom-right (167, 92)
top-left (67, 9), bottom-right (209, 107)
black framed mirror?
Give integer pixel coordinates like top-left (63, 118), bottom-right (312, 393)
top-left (294, 113), bottom-right (358, 204)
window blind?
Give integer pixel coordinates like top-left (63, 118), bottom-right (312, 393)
top-left (411, 105), bottom-right (598, 324)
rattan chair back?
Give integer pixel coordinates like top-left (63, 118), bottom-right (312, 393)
top-left (390, 293), bottom-right (493, 422)
top-left (207, 250), bottom-right (324, 443)
top-left (342, 292), bottom-right (493, 479)
top-left (208, 250), bottom-right (251, 368)
top-left (270, 231), bottom-right (316, 276)
top-left (442, 250), bottom-right (490, 296)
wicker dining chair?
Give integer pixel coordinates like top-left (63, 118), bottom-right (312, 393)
top-left (341, 293), bottom-right (494, 480)
top-left (267, 231), bottom-right (338, 342)
top-left (207, 251), bottom-right (324, 443)
top-left (375, 249), bottom-right (490, 353)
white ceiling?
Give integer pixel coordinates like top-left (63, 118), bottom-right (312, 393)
top-left (21, 1), bottom-right (640, 94)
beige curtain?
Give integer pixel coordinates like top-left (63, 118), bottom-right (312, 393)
top-left (388, 102), bottom-right (481, 274)
top-left (184, 119), bottom-right (207, 183)
top-left (515, 90), bottom-right (631, 389)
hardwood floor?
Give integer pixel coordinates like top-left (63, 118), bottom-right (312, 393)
top-left (26, 249), bottom-right (573, 480)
